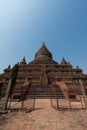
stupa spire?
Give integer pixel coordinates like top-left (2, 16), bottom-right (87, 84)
top-left (61, 57), bottom-right (67, 64)
top-left (35, 42), bottom-right (52, 60)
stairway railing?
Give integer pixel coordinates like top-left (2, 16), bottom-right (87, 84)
top-left (79, 79), bottom-right (87, 108)
top-left (0, 79), bottom-right (12, 111)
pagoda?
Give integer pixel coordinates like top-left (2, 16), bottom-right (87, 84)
top-left (0, 43), bottom-right (87, 100)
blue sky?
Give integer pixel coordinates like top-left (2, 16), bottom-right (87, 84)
top-left (0, 0), bottom-right (87, 73)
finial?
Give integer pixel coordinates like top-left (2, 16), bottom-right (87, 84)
top-left (20, 56), bottom-right (26, 64)
top-left (21, 56), bottom-right (26, 62)
top-left (41, 42), bottom-right (45, 47)
top-left (76, 66), bottom-right (79, 69)
top-left (61, 57), bottom-right (67, 64)
top-left (23, 56), bottom-right (26, 62)
top-left (8, 65), bottom-right (11, 69)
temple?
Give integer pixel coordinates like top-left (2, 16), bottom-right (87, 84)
top-left (0, 43), bottom-right (87, 111)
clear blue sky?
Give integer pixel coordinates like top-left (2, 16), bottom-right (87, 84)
top-left (0, 0), bottom-right (87, 73)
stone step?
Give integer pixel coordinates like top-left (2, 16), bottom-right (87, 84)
top-left (0, 106), bottom-right (3, 109)
top-left (27, 93), bottom-right (64, 96)
top-left (0, 110), bottom-right (8, 114)
top-left (26, 94), bottom-right (65, 99)
top-left (26, 96), bottom-right (65, 99)
top-left (27, 92), bottom-right (64, 95)
top-left (0, 100), bottom-right (6, 108)
top-left (26, 96), bottom-right (64, 97)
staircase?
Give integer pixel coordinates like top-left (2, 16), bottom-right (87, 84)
top-left (26, 84), bottom-right (65, 99)
top-left (0, 79), bottom-right (12, 112)
top-left (55, 81), bottom-right (70, 100)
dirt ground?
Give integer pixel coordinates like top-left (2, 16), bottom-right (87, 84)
top-left (0, 99), bottom-right (87, 130)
